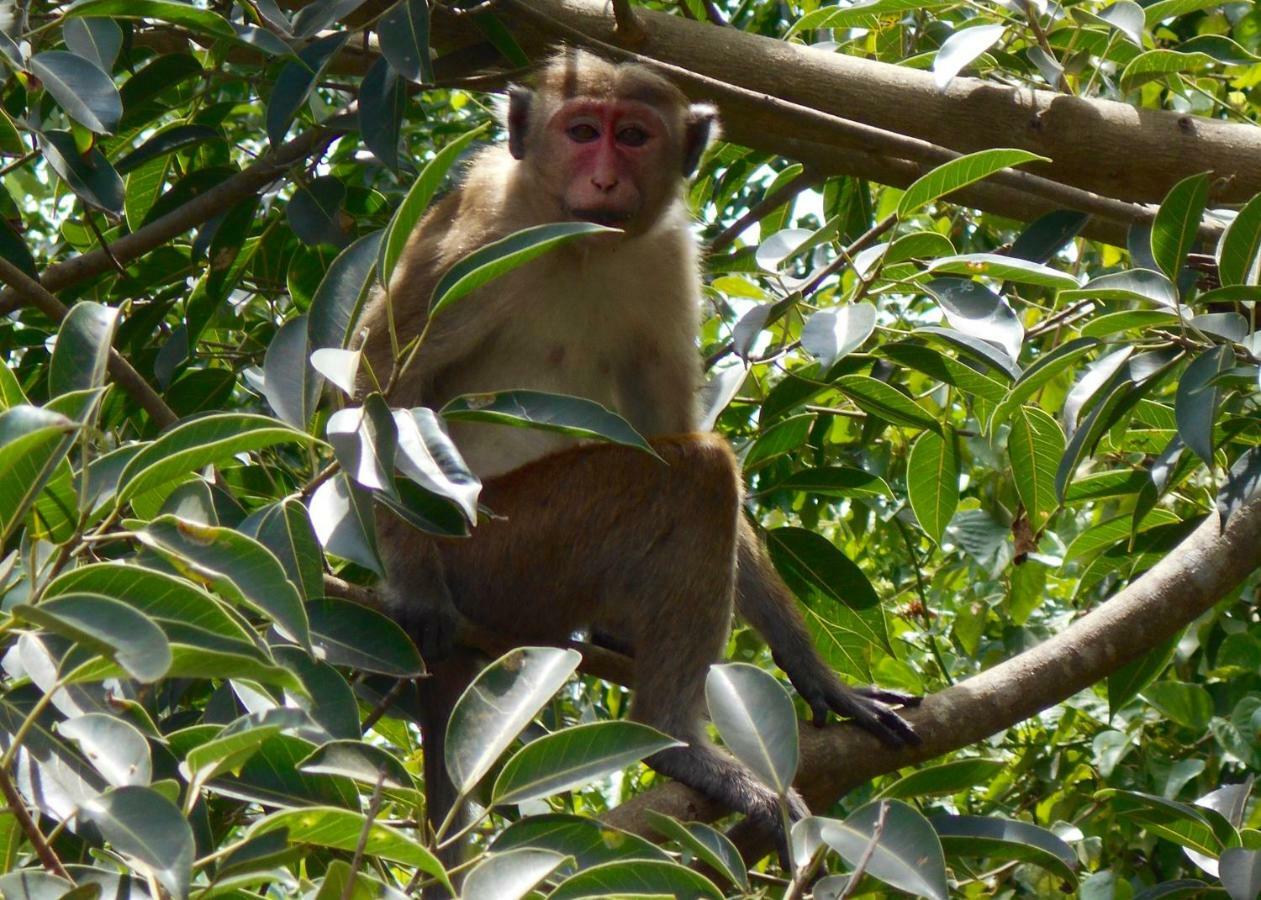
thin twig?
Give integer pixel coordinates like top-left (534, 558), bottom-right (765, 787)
top-left (0, 120), bottom-right (347, 317)
top-left (0, 255), bottom-right (178, 428)
top-left (341, 771), bottom-right (386, 900)
top-left (709, 169), bottom-right (821, 254)
top-left (360, 677), bottom-right (410, 734)
top-left (0, 766), bottom-right (73, 881)
top-left (84, 214), bottom-right (127, 277)
top-left (837, 801), bottom-right (889, 899)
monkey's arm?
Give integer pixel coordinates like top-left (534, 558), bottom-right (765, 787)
top-left (735, 521), bottom-right (921, 746)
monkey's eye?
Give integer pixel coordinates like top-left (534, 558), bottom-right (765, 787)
top-left (616, 125), bottom-right (649, 147)
top-left (566, 123), bottom-right (600, 143)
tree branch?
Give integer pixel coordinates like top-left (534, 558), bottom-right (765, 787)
top-left (498, 0), bottom-right (1221, 245)
top-left (483, 0), bottom-right (1261, 206)
top-left (602, 491), bottom-right (1261, 846)
top-left (0, 123), bottom-right (346, 318)
top-left (0, 256), bottom-right (178, 428)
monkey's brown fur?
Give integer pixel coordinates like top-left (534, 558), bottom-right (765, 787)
top-left (356, 51), bottom-right (917, 884)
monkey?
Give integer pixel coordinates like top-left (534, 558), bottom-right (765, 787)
top-left (356, 50), bottom-right (919, 877)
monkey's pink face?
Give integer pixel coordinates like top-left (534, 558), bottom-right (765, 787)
top-left (544, 100), bottom-right (676, 231)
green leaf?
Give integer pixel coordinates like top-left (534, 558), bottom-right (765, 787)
top-left (393, 406), bottom-right (481, 522)
top-left (907, 428), bottom-right (959, 543)
top-left (765, 526), bottom-right (890, 678)
top-left (1099, 789), bottom-right (1224, 858)
top-left (549, 860), bottom-right (723, 900)
top-left (327, 395), bottom-right (398, 495)
top-left (1058, 268), bottom-right (1177, 307)
top-left (379, 0), bottom-right (434, 83)
top-left (924, 277), bottom-right (1023, 362)
top-left (989, 336), bottom-right (1098, 431)
top-left (81, 786), bottom-right (193, 900)
top-left (184, 709), bottom-right (313, 790)
top-left (834, 374), bottom-right (941, 432)
top-left (378, 123), bottom-right (489, 284)
top-left (133, 516), bottom-right (311, 650)
top-left (1079, 310), bottom-right (1178, 338)
top-left (491, 814), bottom-right (669, 867)
top-left (705, 663), bottom-right (798, 796)
top-left (0, 106), bottom-right (25, 155)
top-left (1150, 172), bottom-right (1211, 280)
top-left (44, 562), bottom-right (256, 642)
top-left (461, 849), bottom-right (569, 900)
top-left (925, 253), bottom-right (1081, 290)
top-left (39, 130), bottom-right (124, 213)
top-left (760, 466), bottom-right (893, 501)
top-left (308, 230), bottom-right (383, 352)
top-left (1108, 635), bottom-right (1178, 715)
top-left (63, 19), bottom-right (129, 93)
top-left (50, 301), bottom-right (118, 397)
top-left (1216, 191), bottom-right (1261, 287)
top-left (877, 758), bottom-right (1007, 800)
top-left (1056, 381), bottom-right (1134, 500)
top-left (814, 801), bottom-right (949, 900)
top-left (1008, 407), bottom-right (1064, 532)
top-left (646, 814), bottom-right (749, 890)
top-left (359, 56), bottom-right (405, 170)
top-left (442, 390), bottom-right (655, 454)
top-left (491, 722), bottom-right (680, 805)
top-left (1220, 848), bottom-right (1261, 900)
top-left (787, 0), bottom-right (952, 34)
top-left (58, 712), bottom-right (152, 787)
top-left (115, 124), bottom-right (220, 174)
top-left (446, 647), bottom-right (581, 796)
top-left (248, 807), bottom-right (449, 889)
top-left (1142, 680), bottom-right (1214, 730)
top-left (115, 413), bottom-right (316, 504)
top-left (30, 51), bottom-right (121, 134)
top-left (877, 341), bottom-right (1008, 402)
top-left (266, 33), bottom-right (347, 146)
top-left (306, 597), bottom-right (424, 676)
top-left (14, 593), bottom-right (170, 682)
top-left (0, 406), bottom-right (78, 542)
top-left (898, 149), bottom-right (1048, 216)
top-left (934, 815), bottom-right (1078, 886)
top-left (63, 0), bottom-right (236, 38)
top-left (1175, 345), bottom-right (1232, 468)
top-left (800, 302), bottom-right (876, 368)
top-left (1120, 49), bottom-right (1216, 91)
top-left (298, 740), bottom-right (414, 789)
top-left (308, 473), bottom-right (383, 575)
top-left (431, 222), bottom-right (616, 315)
top-left (247, 499), bottom-right (324, 602)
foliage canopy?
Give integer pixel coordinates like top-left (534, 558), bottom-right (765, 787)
top-left (0, 0), bottom-right (1258, 898)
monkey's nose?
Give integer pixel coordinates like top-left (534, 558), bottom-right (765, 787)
top-left (591, 175), bottom-right (619, 192)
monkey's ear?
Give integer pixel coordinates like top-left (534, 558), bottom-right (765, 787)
top-left (507, 86), bottom-right (532, 160)
top-left (682, 103), bottom-right (719, 176)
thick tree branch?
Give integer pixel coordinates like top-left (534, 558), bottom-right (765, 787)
top-left (479, 0), bottom-right (1261, 206)
top-left (602, 491), bottom-right (1261, 842)
top-left (0, 123), bottom-right (346, 318)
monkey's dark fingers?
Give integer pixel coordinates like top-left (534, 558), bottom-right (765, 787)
top-left (853, 685), bottom-right (923, 707)
top-left (825, 688), bottom-right (922, 747)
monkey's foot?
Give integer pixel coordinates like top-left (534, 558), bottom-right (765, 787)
top-left (823, 686), bottom-right (921, 747)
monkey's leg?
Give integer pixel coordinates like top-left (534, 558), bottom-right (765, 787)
top-left (438, 435), bottom-right (807, 853)
top-left (735, 524), bottom-right (921, 745)
top-left (417, 651), bottom-right (481, 900)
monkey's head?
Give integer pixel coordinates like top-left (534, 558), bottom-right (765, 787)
top-left (506, 51), bottom-right (718, 235)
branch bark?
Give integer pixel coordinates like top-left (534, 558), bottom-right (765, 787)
top-left (471, 0), bottom-right (1261, 206)
top-left (0, 123), bottom-right (345, 318)
top-left (602, 491), bottom-right (1261, 843)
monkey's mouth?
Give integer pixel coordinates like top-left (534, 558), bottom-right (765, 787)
top-left (570, 208), bottom-right (633, 228)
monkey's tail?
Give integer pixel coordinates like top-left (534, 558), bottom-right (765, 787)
top-left (418, 652), bottom-right (479, 900)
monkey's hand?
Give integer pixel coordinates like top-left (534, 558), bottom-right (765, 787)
top-left (775, 653), bottom-right (921, 747)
